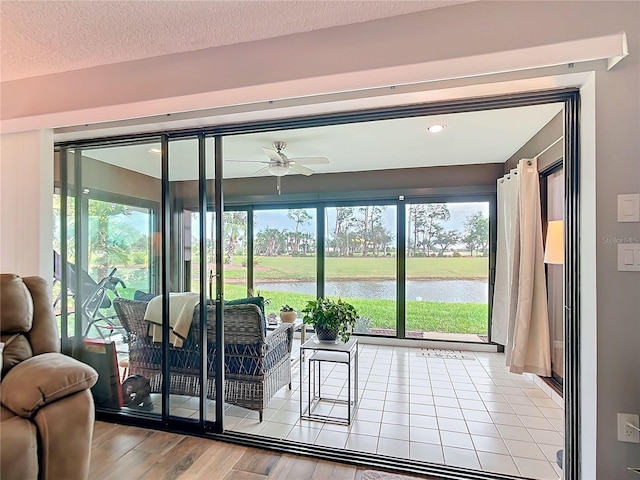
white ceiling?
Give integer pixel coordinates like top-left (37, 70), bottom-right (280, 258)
top-left (84, 102), bottom-right (563, 180)
top-left (0, 0), bottom-right (470, 82)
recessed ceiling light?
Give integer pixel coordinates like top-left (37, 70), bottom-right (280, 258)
top-left (148, 148), bottom-right (161, 154)
top-left (427, 124), bottom-right (446, 133)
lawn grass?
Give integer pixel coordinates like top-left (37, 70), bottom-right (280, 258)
top-left (225, 255), bottom-right (488, 281)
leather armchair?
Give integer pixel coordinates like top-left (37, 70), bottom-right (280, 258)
top-left (1, 274), bottom-right (98, 480)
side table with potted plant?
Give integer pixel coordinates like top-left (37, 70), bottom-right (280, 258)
top-left (299, 297), bottom-right (360, 424)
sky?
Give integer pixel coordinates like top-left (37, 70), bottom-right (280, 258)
top-left (112, 201), bottom-right (489, 242)
top-left (254, 202), bottom-right (489, 237)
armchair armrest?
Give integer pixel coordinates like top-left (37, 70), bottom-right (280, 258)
top-left (265, 322), bottom-right (293, 353)
top-left (1, 353), bottom-right (98, 418)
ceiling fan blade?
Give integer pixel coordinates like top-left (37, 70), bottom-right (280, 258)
top-left (262, 147), bottom-right (284, 162)
top-left (253, 166), bottom-right (271, 176)
top-left (226, 159), bottom-right (269, 163)
top-left (289, 164), bottom-right (314, 176)
top-left (288, 156), bottom-right (329, 165)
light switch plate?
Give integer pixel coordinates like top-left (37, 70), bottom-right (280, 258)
top-left (618, 244), bottom-right (640, 271)
top-left (618, 194), bottom-right (640, 222)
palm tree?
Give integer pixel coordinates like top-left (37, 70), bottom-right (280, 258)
top-left (255, 227), bottom-right (287, 256)
top-left (223, 211), bottom-right (247, 265)
top-left (87, 200), bottom-right (135, 279)
top-left (287, 209), bottom-right (312, 254)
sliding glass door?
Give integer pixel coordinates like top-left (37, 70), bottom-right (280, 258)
top-left (56, 134), bottom-right (224, 430)
top-left (405, 201), bottom-right (490, 341)
top-left (325, 204), bottom-right (397, 337)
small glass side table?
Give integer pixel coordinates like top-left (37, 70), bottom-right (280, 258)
top-left (299, 337), bottom-right (358, 425)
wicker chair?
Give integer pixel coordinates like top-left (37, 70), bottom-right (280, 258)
top-left (113, 298), bottom-right (293, 421)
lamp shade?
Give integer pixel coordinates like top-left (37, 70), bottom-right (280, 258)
top-left (544, 220), bottom-right (564, 264)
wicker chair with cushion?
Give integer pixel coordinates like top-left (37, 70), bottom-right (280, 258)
top-left (113, 297), bottom-right (293, 421)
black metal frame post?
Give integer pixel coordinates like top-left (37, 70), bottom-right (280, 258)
top-left (246, 206), bottom-right (254, 296)
top-left (60, 149), bottom-right (69, 345)
top-left (198, 133), bottom-right (208, 427)
top-left (563, 91), bottom-right (580, 480)
top-left (316, 205), bottom-right (325, 299)
top-left (397, 198), bottom-right (406, 339)
top-left (73, 149), bottom-right (83, 345)
top-left (160, 134), bottom-right (171, 424)
top-left (214, 136), bottom-right (225, 433)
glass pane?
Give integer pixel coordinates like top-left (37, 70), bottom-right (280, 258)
top-left (205, 136), bottom-right (216, 424)
top-left (253, 208), bottom-right (316, 319)
top-left (66, 140), bottom-right (162, 417)
top-left (53, 191), bottom-right (77, 338)
top-left (167, 137), bottom-right (201, 421)
top-left (223, 211), bottom-right (248, 297)
top-left (405, 202), bottom-right (489, 341)
top-left (325, 205), bottom-right (397, 337)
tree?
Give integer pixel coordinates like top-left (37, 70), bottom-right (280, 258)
top-left (223, 211), bottom-right (247, 265)
top-left (434, 229), bottom-right (461, 255)
top-left (255, 227), bottom-right (287, 256)
top-left (287, 209), bottom-right (312, 254)
top-left (371, 223), bottom-right (394, 256)
top-left (333, 207), bottom-right (356, 256)
top-left (463, 211), bottom-right (489, 256)
top-left (407, 205), bottom-right (425, 256)
top-left (407, 204), bottom-right (450, 256)
top-left (416, 204), bottom-right (450, 256)
top-left (356, 206), bottom-right (381, 256)
top-left (87, 200), bottom-right (137, 279)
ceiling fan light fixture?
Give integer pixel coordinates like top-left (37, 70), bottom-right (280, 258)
top-left (427, 124), bottom-right (446, 133)
top-left (268, 165), bottom-right (289, 177)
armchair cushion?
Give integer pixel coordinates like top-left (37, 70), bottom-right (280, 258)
top-left (0, 334), bottom-right (33, 377)
top-left (0, 274), bottom-right (33, 333)
top-left (1, 353), bottom-right (98, 418)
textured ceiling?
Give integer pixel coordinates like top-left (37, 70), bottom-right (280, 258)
top-left (0, 0), bottom-right (469, 82)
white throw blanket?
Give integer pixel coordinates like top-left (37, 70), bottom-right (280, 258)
top-left (144, 292), bottom-right (200, 348)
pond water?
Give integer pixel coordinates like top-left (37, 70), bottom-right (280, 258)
top-left (255, 279), bottom-right (487, 303)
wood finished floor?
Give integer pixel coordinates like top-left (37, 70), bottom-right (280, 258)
top-left (90, 421), bottom-right (435, 480)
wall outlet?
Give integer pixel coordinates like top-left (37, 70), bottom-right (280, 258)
top-left (617, 413), bottom-right (640, 443)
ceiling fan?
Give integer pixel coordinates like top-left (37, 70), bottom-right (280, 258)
top-left (227, 141), bottom-right (329, 177)
top-left (227, 141), bottom-right (329, 194)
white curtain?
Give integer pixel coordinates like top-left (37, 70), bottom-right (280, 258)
top-left (491, 168), bottom-right (520, 345)
top-left (492, 159), bottom-right (551, 376)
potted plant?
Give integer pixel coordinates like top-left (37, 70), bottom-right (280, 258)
top-left (279, 304), bottom-right (297, 323)
top-left (301, 297), bottom-right (358, 343)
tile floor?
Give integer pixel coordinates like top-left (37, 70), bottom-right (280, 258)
top-left (146, 343), bottom-right (565, 480)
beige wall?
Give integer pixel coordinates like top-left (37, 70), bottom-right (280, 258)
top-left (53, 152), bottom-right (161, 203)
top-left (0, 130), bottom-right (53, 278)
top-left (1, 1), bottom-right (639, 478)
top-left (505, 112), bottom-right (564, 172)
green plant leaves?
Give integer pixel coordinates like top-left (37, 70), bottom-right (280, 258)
top-left (302, 297), bottom-right (358, 343)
